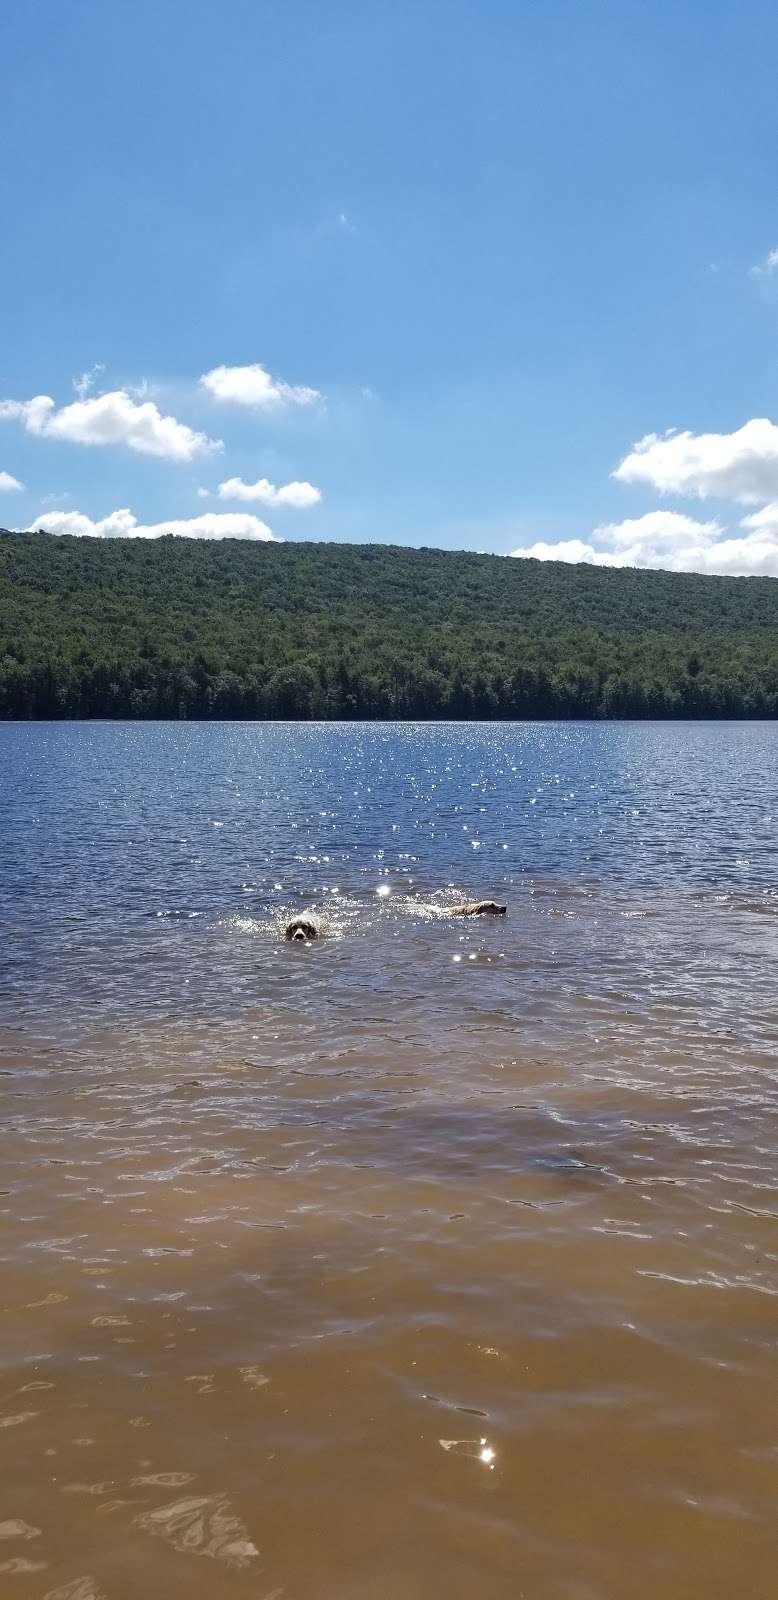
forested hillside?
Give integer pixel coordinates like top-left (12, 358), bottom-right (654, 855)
top-left (2, 529), bottom-right (778, 718)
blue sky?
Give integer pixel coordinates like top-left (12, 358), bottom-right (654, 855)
top-left (3, 0), bottom-right (778, 572)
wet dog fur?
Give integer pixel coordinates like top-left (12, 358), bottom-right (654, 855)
top-left (449, 900), bottom-right (507, 916)
top-left (285, 914), bottom-right (322, 942)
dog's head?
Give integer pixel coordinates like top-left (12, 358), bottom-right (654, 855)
top-left (285, 916), bottom-right (321, 942)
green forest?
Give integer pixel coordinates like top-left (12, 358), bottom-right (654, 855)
top-left (2, 528), bottom-right (778, 719)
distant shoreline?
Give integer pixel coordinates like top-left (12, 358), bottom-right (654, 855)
top-left (3, 715), bottom-right (777, 726)
top-left (3, 531), bottom-right (778, 720)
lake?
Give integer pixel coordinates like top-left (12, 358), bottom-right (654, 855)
top-left (1, 721), bottom-right (777, 1599)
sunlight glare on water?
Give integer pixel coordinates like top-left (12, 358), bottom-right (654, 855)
top-left (1, 720), bottom-right (777, 1600)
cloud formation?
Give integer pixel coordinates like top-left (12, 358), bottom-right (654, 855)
top-left (511, 514), bottom-right (715, 569)
top-left (511, 509), bottom-right (778, 577)
top-left (751, 247), bottom-right (778, 277)
top-left (30, 509), bottom-right (279, 541)
top-left (613, 418), bottom-right (778, 504)
top-left (509, 537), bottom-right (619, 567)
top-left (0, 470), bottom-right (23, 491)
top-left (217, 475), bottom-right (321, 507)
top-left (200, 363), bottom-right (320, 410)
top-left (0, 390), bottom-right (220, 462)
top-left (73, 362), bottom-right (106, 399)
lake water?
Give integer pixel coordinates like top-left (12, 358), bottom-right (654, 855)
top-left (1, 721), bottom-right (777, 1600)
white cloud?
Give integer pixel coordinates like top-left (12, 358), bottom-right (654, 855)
top-left (30, 508), bottom-right (279, 541)
top-left (200, 363), bottom-right (320, 410)
top-left (613, 418), bottom-right (778, 504)
top-left (589, 511), bottom-right (723, 569)
top-left (73, 362), bottom-right (105, 400)
top-left (727, 502), bottom-right (778, 572)
top-left (509, 537), bottom-right (624, 567)
top-left (0, 390), bottom-right (220, 462)
top-left (511, 509), bottom-right (778, 577)
top-left (739, 504), bottom-right (778, 535)
top-left (0, 470), bottom-right (23, 491)
top-left (751, 247), bottom-right (778, 277)
top-left (217, 475), bottom-right (322, 507)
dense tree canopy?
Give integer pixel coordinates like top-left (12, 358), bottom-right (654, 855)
top-left (2, 529), bottom-right (778, 719)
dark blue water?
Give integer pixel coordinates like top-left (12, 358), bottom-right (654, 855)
top-left (2, 720), bottom-right (777, 1033)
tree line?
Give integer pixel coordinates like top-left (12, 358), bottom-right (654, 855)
top-left (1, 530), bottom-right (777, 719)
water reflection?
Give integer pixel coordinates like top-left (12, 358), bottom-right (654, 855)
top-left (135, 1495), bottom-right (259, 1568)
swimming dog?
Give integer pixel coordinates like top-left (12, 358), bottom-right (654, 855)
top-left (285, 914), bottom-right (322, 941)
top-left (284, 900), bottom-right (506, 940)
top-left (449, 900), bottom-right (507, 916)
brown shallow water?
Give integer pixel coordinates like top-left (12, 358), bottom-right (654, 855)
top-left (1, 722), bottom-right (778, 1598)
